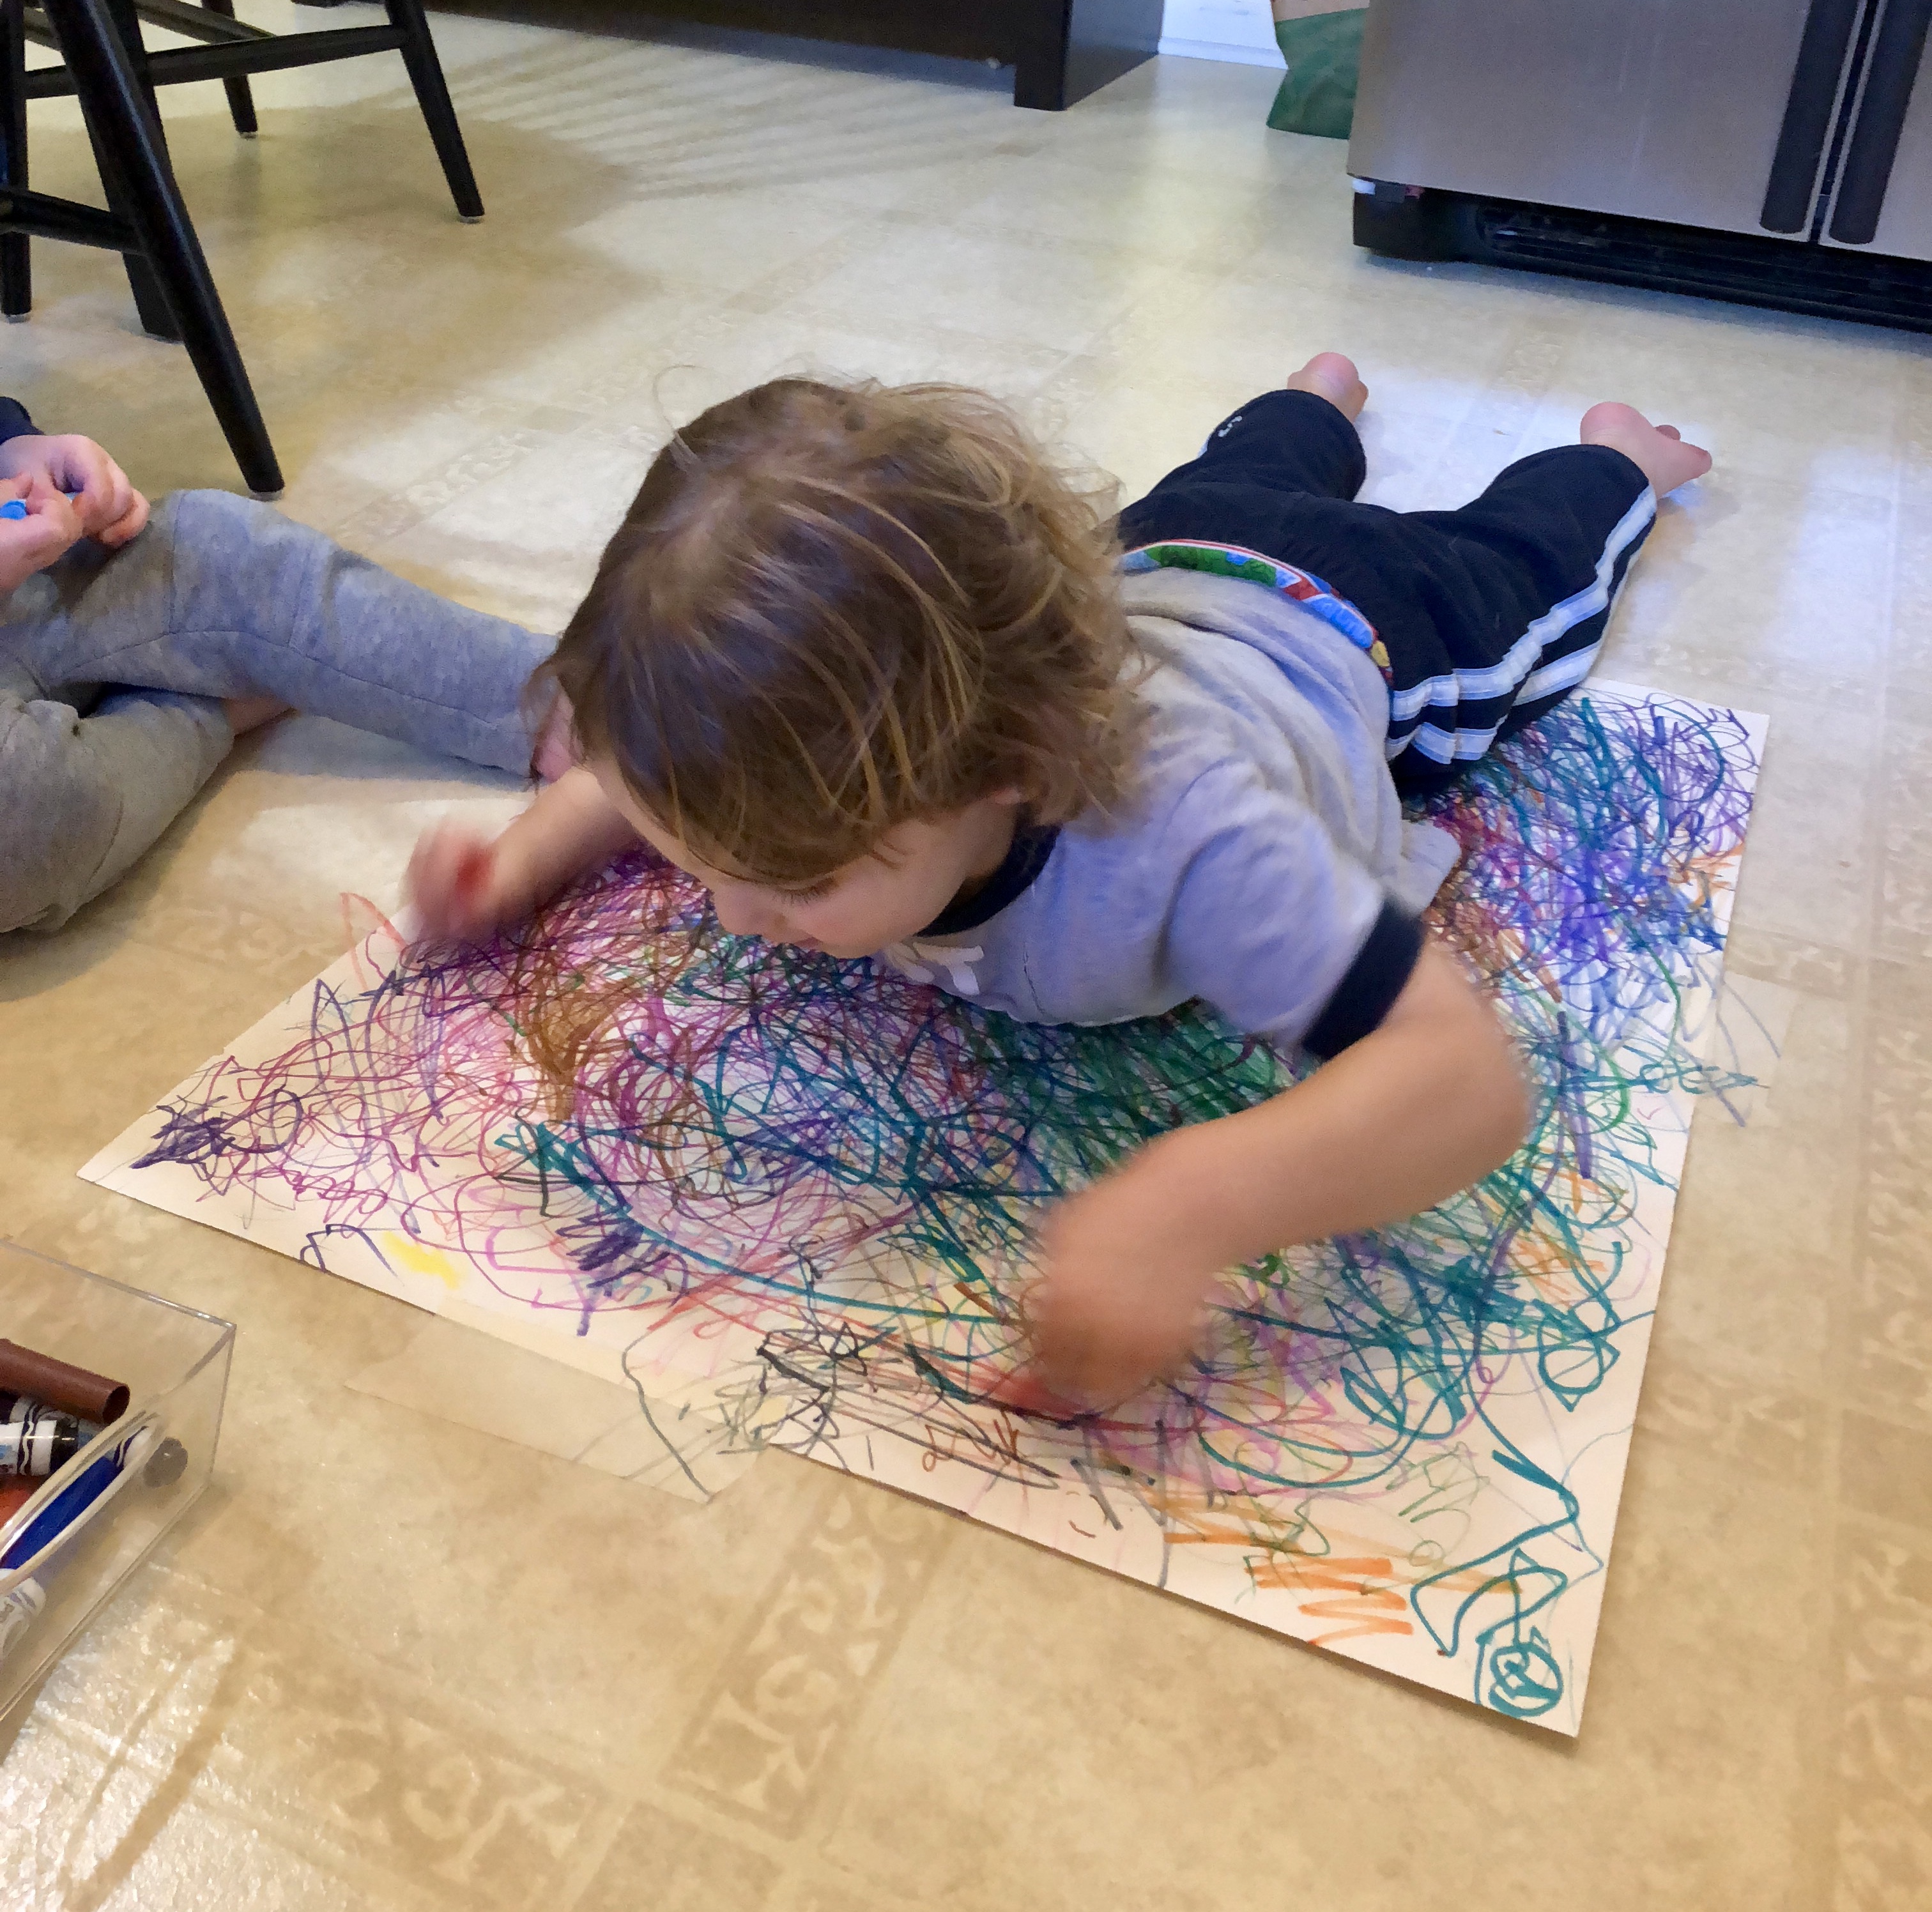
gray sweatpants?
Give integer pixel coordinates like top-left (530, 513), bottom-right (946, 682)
top-left (0, 490), bottom-right (553, 934)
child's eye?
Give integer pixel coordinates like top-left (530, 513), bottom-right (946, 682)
top-left (777, 878), bottom-right (837, 905)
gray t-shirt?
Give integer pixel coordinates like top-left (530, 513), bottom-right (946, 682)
top-left (874, 567), bottom-right (1460, 1052)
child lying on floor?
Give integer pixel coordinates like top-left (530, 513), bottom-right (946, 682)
top-left (408, 354), bottom-right (1711, 1404)
top-left (0, 397), bottom-right (557, 934)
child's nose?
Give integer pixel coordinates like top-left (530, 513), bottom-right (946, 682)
top-left (712, 887), bottom-right (772, 939)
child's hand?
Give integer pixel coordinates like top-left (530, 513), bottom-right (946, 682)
top-left (408, 820), bottom-right (522, 942)
top-left (1018, 943), bottom-right (1531, 1410)
top-left (0, 477), bottom-right (84, 595)
top-left (1022, 1165), bottom-right (1226, 1407)
top-left (0, 432), bottom-right (148, 547)
top-left (408, 768), bottom-right (643, 947)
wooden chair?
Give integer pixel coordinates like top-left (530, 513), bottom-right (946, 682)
top-left (0, 0), bottom-right (484, 494)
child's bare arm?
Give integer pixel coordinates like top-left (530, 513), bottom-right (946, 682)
top-left (409, 764), bottom-right (638, 940)
top-left (1025, 942), bottom-right (1530, 1403)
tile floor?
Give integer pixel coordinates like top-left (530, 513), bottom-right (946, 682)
top-left (1, 10), bottom-right (1930, 1909)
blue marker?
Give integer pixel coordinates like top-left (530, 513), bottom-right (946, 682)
top-left (1, 493), bottom-right (83, 521)
top-left (1, 1422), bottom-right (186, 1571)
top-left (0, 1421), bottom-right (188, 1661)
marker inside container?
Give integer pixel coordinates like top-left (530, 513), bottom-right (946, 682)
top-left (0, 1341), bottom-right (130, 1423)
top-left (0, 1422), bottom-right (192, 1662)
top-left (0, 1409), bottom-right (101, 1478)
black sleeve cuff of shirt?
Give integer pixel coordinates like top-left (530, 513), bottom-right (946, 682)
top-left (1301, 900), bottom-right (1423, 1060)
top-left (0, 398), bottom-right (40, 443)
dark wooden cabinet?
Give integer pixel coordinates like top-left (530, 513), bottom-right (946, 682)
top-left (634, 0), bottom-right (1163, 107)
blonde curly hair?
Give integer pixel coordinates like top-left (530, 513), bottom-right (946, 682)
top-left (544, 378), bottom-right (1138, 883)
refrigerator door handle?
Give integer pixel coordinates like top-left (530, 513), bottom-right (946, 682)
top-left (1763, 0), bottom-right (1867, 231)
top-left (1831, 0), bottom-right (1932, 242)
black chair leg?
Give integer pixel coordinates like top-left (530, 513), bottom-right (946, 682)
top-left (199, 0), bottom-right (257, 136)
top-left (87, 0), bottom-right (188, 340)
top-left (81, 112), bottom-right (178, 338)
top-left (0, 0), bottom-right (29, 316)
top-left (42, 0), bottom-right (282, 494)
top-left (382, 0), bottom-right (482, 220)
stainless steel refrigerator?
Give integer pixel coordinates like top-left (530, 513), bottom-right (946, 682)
top-left (1349, 0), bottom-right (1932, 330)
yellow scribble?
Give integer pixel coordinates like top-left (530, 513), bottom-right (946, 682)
top-left (383, 1233), bottom-right (464, 1290)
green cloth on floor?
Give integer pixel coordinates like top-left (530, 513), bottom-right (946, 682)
top-left (1267, 9), bottom-right (1365, 140)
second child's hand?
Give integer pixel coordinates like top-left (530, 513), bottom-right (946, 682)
top-left (0, 478), bottom-right (83, 597)
top-left (0, 432), bottom-right (148, 547)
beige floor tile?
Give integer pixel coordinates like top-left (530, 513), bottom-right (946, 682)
top-left (1650, 993), bottom-right (1857, 1389)
top-left (0, 1566), bottom-right (631, 1911)
top-left (357, 419), bottom-right (653, 631)
top-left (1878, 723), bottom-right (1932, 962)
top-left (1853, 961), bottom-right (1932, 1432)
top-left (1519, 298), bottom-right (1912, 502)
top-left (787, 221), bottom-right (1175, 361)
top-left (1826, 1525), bottom-right (1932, 1911)
top-left (572, 1798), bottom-right (779, 1912)
top-left (813, 1420), bottom-right (1827, 1912)
top-left (1840, 1416), bottom-right (1932, 1531)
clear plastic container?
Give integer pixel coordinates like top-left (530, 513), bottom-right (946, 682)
top-left (0, 1242), bottom-right (233, 1727)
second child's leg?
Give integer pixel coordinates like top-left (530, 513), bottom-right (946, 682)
top-left (22, 491), bottom-right (554, 776)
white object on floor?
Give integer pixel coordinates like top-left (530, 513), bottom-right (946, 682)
top-left (1159, 0), bottom-right (1284, 67)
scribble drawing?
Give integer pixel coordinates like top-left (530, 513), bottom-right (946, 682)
top-left (84, 684), bottom-right (1763, 1731)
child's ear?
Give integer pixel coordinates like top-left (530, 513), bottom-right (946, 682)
top-left (989, 787), bottom-right (1027, 807)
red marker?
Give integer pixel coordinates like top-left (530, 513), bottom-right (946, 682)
top-left (453, 844), bottom-right (491, 905)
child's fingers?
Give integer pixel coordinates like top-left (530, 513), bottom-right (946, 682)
top-left (981, 1365), bottom-right (1088, 1422)
top-left (406, 823), bottom-right (500, 942)
top-left (0, 486), bottom-right (85, 577)
top-left (406, 829), bottom-right (465, 937)
top-left (20, 473), bottom-right (84, 527)
top-left (1022, 1268), bottom-right (1184, 1407)
top-left (0, 473), bottom-right (83, 595)
top-left (1020, 1290), bottom-right (1112, 1403)
top-left (43, 435), bottom-right (134, 542)
top-left (94, 487), bottom-right (151, 550)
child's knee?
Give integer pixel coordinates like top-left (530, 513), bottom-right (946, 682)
top-left (162, 486), bottom-right (279, 553)
top-left (158, 489), bottom-right (309, 620)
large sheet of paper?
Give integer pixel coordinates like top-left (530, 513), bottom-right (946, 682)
top-left (82, 684), bottom-right (1763, 1732)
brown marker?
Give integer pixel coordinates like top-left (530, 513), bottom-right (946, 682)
top-left (0, 1342), bottom-right (129, 1423)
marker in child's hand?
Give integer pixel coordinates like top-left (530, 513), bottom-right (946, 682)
top-left (1, 493), bottom-right (83, 520)
top-left (453, 843), bottom-right (491, 907)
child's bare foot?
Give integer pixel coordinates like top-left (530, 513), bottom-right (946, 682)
top-left (1579, 401), bottom-right (1712, 496)
top-left (1285, 351), bottom-right (1368, 422)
